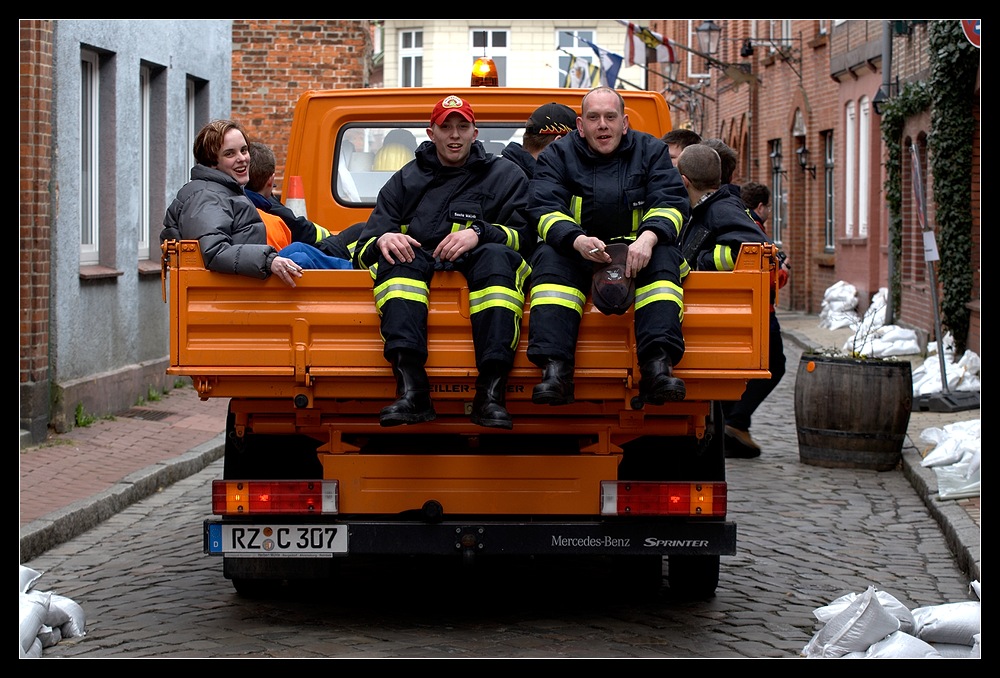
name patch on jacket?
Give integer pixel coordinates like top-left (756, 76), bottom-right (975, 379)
top-left (450, 201), bottom-right (483, 222)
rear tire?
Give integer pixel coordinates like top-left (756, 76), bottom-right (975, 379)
top-left (667, 554), bottom-right (720, 600)
top-left (223, 404), bottom-right (322, 480)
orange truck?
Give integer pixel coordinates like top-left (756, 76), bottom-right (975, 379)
top-left (162, 87), bottom-right (776, 599)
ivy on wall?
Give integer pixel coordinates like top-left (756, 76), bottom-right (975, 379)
top-left (879, 21), bottom-right (978, 353)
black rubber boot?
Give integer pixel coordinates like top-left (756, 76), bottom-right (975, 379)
top-left (639, 348), bottom-right (686, 405)
top-left (531, 359), bottom-right (575, 405)
top-left (380, 350), bottom-right (436, 427)
top-left (471, 364), bottom-right (513, 430)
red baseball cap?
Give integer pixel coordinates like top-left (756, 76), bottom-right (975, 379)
top-left (430, 95), bottom-right (476, 126)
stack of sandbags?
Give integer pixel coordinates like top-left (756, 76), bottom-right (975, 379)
top-left (802, 582), bottom-right (981, 658)
top-left (19, 566), bottom-right (86, 659)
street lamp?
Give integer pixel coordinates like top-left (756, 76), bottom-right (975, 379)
top-left (696, 20), bottom-right (722, 56)
top-left (770, 148), bottom-right (786, 175)
top-left (797, 144), bottom-right (817, 179)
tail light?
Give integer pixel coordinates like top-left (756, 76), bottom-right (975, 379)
top-left (212, 480), bottom-right (338, 515)
top-left (600, 481), bottom-right (727, 517)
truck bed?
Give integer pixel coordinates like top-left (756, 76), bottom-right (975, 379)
top-left (163, 239), bottom-right (775, 451)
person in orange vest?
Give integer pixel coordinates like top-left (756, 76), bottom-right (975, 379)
top-left (245, 141), bottom-right (353, 268)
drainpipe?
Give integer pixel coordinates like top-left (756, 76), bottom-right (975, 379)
top-left (881, 21), bottom-right (895, 325)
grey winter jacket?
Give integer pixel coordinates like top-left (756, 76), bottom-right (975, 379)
top-left (161, 164), bottom-right (276, 278)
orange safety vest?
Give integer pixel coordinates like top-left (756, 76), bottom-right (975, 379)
top-left (257, 208), bottom-right (292, 250)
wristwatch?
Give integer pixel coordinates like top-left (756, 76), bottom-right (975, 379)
top-left (469, 222), bottom-right (483, 238)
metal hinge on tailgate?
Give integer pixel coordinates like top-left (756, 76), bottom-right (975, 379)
top-left (161, 239), bottom-right (177, 303)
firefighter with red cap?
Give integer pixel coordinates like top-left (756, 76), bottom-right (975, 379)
top-left (353, 95), bottom-right (536, 430)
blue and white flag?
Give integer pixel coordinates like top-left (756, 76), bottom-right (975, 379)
top-left (580, 37), bottom-right (623, 88)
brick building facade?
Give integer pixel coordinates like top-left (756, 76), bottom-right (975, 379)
top-left (648, 20), bottom-right (979, 356)
top-left (230, 20), bottom-right (371, 198)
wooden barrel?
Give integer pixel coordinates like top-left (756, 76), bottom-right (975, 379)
top-left (794, 354), bottom-right (913, 471)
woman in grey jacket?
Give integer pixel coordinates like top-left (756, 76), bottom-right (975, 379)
top-left (161, 119), bottom-right (302, 286)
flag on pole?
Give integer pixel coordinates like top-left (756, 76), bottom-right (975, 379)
top-left (564, 56), bottom-right (600, 88)
top-left (619, 20), bottom-right (676, 66)
top-left (579, 37), bottom-right (623, 88)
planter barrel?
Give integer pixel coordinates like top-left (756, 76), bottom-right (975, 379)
top-left (794, 354), bottom-right (913, 471)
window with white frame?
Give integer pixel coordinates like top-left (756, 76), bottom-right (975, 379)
top-left (687, 20), bottom-right (709, 79)
top-left (558, 29), bottom-right (597, 88)
top-left (139, 65), bottom-right (151, 260)
top-left (80, 49), bottom-right (100, 265)
top-left (186, 79), bottom-right (197, 168)
top-left (400, 30), bottom-right (423, 87)
top-left (823, 131), bottom-right (835, 251)
top-left (858, 96), bottom-right (871, 238)
top-left (845, 101), bottom-right (856, 238)
top-left (770, 139), bottom-right (786, 246)
top-left (471, 29), bottom-right (508, 87)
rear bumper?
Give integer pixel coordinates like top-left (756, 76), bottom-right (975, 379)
top-left (205, 518), bottom-right (737, 557)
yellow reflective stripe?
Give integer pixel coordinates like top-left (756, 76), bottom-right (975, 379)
top-left (495, 224), bottom-right (520, 251)
top-left (537, 211), bottom-right (578, 240)
top-left (712, 244), bottom-right (735, 271)
top-left (643, 207), bottom-right (684, 237)
top-left (529, 283), bottom-right (586, 316)
top-left (634, 280), bottom-right (684, 319)
top-left (313, 225), bottom-right (332, 243)
top-left (569, 196), bottom-right (582, 222)
top-left (679, 258), bottom-right (691, 279)
top-left (469, 285), bottom-right (525, 317)
top-left (515, 259), bottom-right (531, 291)
top-left (373, 277), bottom-right (430, 314)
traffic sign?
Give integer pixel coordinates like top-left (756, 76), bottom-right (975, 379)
top-left (962, 20), bottom-right (980, 48)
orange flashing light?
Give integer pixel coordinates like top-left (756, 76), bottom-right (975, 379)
top-left (471, 57), bottom-right (499, 87)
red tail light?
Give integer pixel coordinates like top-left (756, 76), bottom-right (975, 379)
top-left (600, 481), bottom-right (727, 517)
top-left (212, 480), bottom-right (338, 515)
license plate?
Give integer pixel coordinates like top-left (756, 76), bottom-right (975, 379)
top-left (207, 523), bottom-right (348, 556)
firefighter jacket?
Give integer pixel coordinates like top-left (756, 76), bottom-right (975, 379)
top-left (681, 188), bottom-right (768, 274)
top-left (354, 140), bottom-right (534, 270)
top-left (501, 142), bottom-right (536, 179)
top-left (161, 164), bottom-right (277, 279)
top-left (353, 139), bottom-right (533, 368)
top-left (528, 130), bottom-right (688, 254)
top-left (525, 131), bottom-right (688, 368)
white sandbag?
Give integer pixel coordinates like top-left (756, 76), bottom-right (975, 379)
top-left (912, 601), bottom-right (981, 645)
top-left (935, 462), bottom-right (981, 500)
top-left (20, 590), bottom-right (50, 655)
top-left (44, 592), bottom-right (72, 629)
top-left (971, 633), bottom-right (980, 658)
top-left (931, 642), bottom-right (976, 658)
top-left (21, 636), bottom-right (44, 659)
top-left (802, 586), bottom-right (901, 658)
top-left (840, 631), bottom-right (943, 659)
top-left (37, 624), bottom-right (62, 649)
top-left (812, 589), bottom-right (915, 634)
top-left (20, 565), bottom-right (43, 593)
top-left (50, 593), bottom-right (87, 638)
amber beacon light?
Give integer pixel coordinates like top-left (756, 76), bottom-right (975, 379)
top-left (471, 57), bottom-right (499, 87)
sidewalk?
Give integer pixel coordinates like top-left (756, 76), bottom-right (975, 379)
top-left (18, 312), bottom-right (980, 582)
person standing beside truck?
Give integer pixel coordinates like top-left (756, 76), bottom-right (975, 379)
top-left (722, 180), bottom-right (789, 458)
top-left (501, 102), bottom-right (577, 179)
top-left (525, 86), bottom-right (689, 407)
top-left (353, 95), bottom-right (535, 430)
top-left (160, 119), bottom-right (304, 287)
top-left (674, 145), bottom-right (780, 459)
